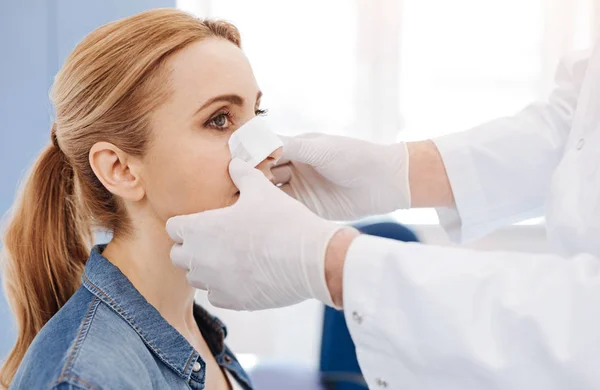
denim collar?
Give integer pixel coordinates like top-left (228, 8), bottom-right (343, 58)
top-left (81, 245), bottom-right (228, 379)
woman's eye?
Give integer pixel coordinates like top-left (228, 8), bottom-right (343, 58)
top-left (209, 113), bottom-right (230, 129)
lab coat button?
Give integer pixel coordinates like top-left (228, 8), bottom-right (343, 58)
top-left (376, 378), bottom-right (388, 388)
top-left (352, 311), bottom-right (363, 324)
top-left (192, 361), bottom-right (202, 372)
top-left (577, 138), bottom-right (585, 150)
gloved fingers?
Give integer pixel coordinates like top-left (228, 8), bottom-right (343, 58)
top-left (278, 183), bottom-right (297, 199)
top-left (271, 146), bottom-right (284, 165)
top-left (171, 244), bottom-right (212, 291)
top-left (281, 135), bottom-right (328, 166)
top-left (273, 157), bottom-right (291, 167)
top-left (270, 163), bottom-right (300, 198)
top-left (276, 134), bottom-right (292, 146)
top-left (281, 133), bottom-right (322, 141)
top-left (299, 133), bottom-right (323, 139)
top-left (188, 277), bottom-right (209, 292)
top-left (169, 243), bottom-right (189, 270)
top-left (271, 164), bottom-right (293, 186)
top-left (229, 157), bottom-right (273, 193)
top-left (207, 289), bottom-right (242, 311)
top-left (280, 135), bottom-right (304, 162)
top-left (166, 208), bottom-right (235, 244)
top-left (278, 133), bottom-right (325, 165)
top-left (165, 214), bottom-right (195, 244)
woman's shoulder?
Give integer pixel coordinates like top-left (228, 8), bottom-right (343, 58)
top-left (11, 287), bottom-right (154, 390)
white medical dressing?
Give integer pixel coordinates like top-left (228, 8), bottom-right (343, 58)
top-left (228, 116), bottom-right (282, 167)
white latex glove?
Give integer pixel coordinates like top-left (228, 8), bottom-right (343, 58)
top-left (273, 134), bottom-right (411, 221)
top-left (166, 158), bottom-right (345, 310)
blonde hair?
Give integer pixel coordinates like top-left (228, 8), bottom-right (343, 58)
top-left (0, 9), bottom-right (240, 387)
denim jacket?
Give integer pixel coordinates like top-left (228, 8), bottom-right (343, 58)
top-left (11, 245), bottom-right (253, 390)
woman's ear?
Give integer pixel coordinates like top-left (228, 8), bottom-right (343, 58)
top-left (89, 142), bottom-right (145, 202)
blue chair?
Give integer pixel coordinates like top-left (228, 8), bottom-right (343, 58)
top-left (319, 221), bottom-right (419, 390)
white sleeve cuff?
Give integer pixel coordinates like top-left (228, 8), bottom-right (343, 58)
top-left (433, 135), bottom-right (492, 243)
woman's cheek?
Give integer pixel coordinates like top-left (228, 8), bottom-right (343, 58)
top-left (152, 141), bottom-right (235, 216)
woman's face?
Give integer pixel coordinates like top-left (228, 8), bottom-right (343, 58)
top-left (141, 38), bottom-right (280, 221)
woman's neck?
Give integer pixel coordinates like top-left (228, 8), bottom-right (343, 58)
top-left (101, 210), bottom-right (232, 389)
top-left (102, 214), bottom-right (198, 334)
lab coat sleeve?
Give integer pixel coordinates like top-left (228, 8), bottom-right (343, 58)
top-left (344, 235), bottom-right (600, 390)
top-left (433, 51), bottom-right (590, 243)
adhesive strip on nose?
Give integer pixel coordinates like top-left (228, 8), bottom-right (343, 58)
top-left (228, 116), bottom-right (283, 167)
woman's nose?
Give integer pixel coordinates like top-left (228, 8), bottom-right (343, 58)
top-left (256, 146), bottom-right (283, 182)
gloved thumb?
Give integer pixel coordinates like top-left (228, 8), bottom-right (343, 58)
top-left (207, 290), bottom-right (241, 311)
top-left (280, 134), bottom-right (328, 166)
top-left (229, 157), bottom-right (271, 193)
top-left (166, 214), bottom-right (193, 244)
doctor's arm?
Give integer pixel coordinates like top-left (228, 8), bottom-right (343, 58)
top-left (427, 52), bottom-right (588, 242)
top-left (280, 52), bottom-right (589, 241)
top-left (327, 232), bottom-right (600, 389)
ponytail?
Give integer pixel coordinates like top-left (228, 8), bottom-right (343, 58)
top-left (0, 129), bottom-right (91, 387)
top-left (0, 10), bottom-right (244, 387)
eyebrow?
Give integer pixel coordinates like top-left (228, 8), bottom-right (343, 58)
top-left (195, 91), bottom-right (263, 116)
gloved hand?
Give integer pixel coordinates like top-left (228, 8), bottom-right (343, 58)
top-left (166, 158), bottom-right (348, 310)
top-left (273, 134), bottom-right (411, 221)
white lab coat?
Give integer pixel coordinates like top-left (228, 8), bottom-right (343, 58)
top-left (343, 44), bottom-right (600, 389)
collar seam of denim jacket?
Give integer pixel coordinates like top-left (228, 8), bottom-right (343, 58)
top-left (53, 296), bottom-right (102, 390)
top-left (11, 246), bottom-right (252, 390)
top-left (81, 272), bottom-right (197, 378)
